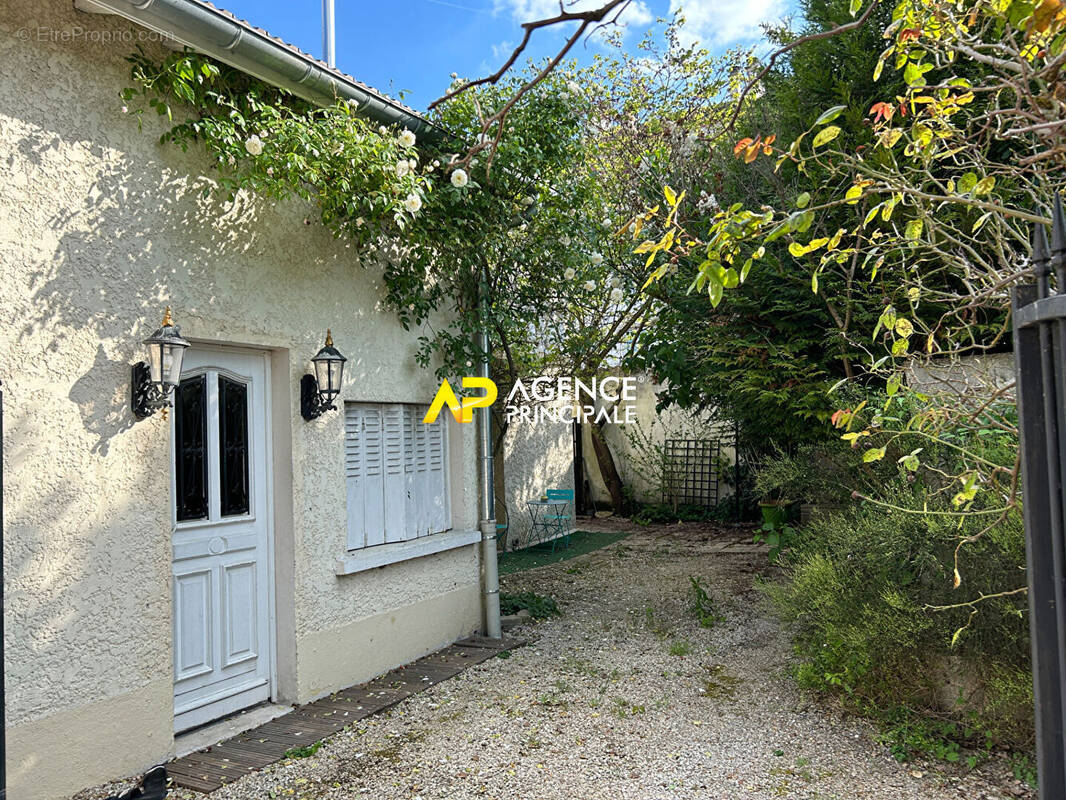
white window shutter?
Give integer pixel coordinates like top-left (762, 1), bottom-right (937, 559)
top-left (346, 402), bottom-right (450, 550)
top-left (362, 405), bottom-right (386, 547)
top-left (382, 405), bottom-right (407, 543)
top-left (344, 405), bottom-right (365, 550)
top-left (427, 416), bottom-right (449, 533)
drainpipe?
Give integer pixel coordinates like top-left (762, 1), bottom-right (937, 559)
top-left (321, 0), bottom-right (335, 68)
top-left (477, 270), bottom-right (501, 639)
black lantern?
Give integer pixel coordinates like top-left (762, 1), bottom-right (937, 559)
top-left (301, 329), bottom-right (346, 420)
top-left (132, 307), bottom-right (190, 419)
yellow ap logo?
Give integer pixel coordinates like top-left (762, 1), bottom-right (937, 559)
top-left (424, 377), bottom-right (498, 424)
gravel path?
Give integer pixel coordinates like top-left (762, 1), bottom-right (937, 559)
top-left (79, 523), bottom-right (1032, 800)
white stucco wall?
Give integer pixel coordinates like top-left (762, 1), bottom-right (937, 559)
top-left (0, 3), bottom-right (481, 798)
top-left (500, 416), bottom-right (575, 548)
top-left (906, 352), bottom-right (1015, 397)
top-left (583, 377), bottom-right (734, 506)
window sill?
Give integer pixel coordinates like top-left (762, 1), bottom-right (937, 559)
top-left (334, 528), bottom-right (482, 576)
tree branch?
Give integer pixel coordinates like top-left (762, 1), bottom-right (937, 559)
top-left (726, 0), bottom-right (884, 132)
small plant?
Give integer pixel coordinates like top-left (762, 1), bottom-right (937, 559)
top-left (1010, 754), bottom-right (1038, 789)
top-left (499, 591), bottom-right (561, 620)
top-left (753, 520), bottom-right (795, 563)
top-left (284, 741), bottom-right (322, 759)
top-left (668, 638), bottom-right (693, 657)
top-left (687, 576), bottom-right (725, 627)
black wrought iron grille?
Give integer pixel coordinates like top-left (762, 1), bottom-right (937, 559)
top-left (1013, 193), bottom-right (1066, 800)
top-left (662, 439), bottom-right (720, 508)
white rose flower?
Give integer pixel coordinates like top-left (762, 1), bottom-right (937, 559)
top-left (244, 135), bottom-right (263, 156)
top-left (348, 98), bottom-right (359, 108)
top-left (523, 196), bottom-right (536, 206)
top-left (583, 280), bottom-right (596, 291)
top-left (610, 287), bottom-right (624, 303)
top-left (266, 166), bottom-right (275, 177)
top-left (396, 160), bottom-right (410, 178)
top-left (559, 235), bottom-right (571, 247)
top-left (379, 125), bottom-right (388, 135)
top-left (404, 193), bottom-right (423, 213)
top-left (589, 252), bottom-right (604, 266)
top-left (450, 71), bottom-right (458, 79)
top-left (409, 158), bottom-right (417, 169)
top-left (567, 80), bottom-right (582, 95)
top-left (451, 168), bottom-right (469, 188)
top-left (433, 160), bottom-right (440, 167)
top-left (398, 129), bottom-right (417, 148)
top-left (564, 267), bottom-right (576, 280)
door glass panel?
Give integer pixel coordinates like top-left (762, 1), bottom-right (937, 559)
top-left (175, 376), bottom-right (208, 521)
top-left (219, 376), bottom-right (250, 517)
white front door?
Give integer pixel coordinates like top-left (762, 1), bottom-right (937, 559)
top-left (171, 347), bottom-right (273, 732)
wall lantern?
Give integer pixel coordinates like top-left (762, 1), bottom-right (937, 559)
top-left (132, 306), bottom-right (190, 419)
top-left (301, 329), bottom-right (347, 420)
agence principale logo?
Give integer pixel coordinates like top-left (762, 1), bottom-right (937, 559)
top-left (423, 377), bottom-right (498, 424)
top-left (424, 375), bottom-right (639, 426)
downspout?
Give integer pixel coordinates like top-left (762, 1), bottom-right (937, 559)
top-left (478, 269), bottom-right (502, 639)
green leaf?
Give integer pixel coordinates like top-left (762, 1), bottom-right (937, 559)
top-left (812, 125), bottom-right (841, 148)
top-left (957, 172), bottom-right (978, 194)
top-left (811, 271), bottom-right (819, 293)
top-left (850, 0), bottom-right (863, 15)
top-left (796, 191), bottom-right (811, 209)
top-left (815, 105), bottom-right (847, 125)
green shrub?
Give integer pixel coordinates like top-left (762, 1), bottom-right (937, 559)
top-left (765, 487), bottom-right (1032, 750)
top-left (499, 591), bottom-right (561, 620)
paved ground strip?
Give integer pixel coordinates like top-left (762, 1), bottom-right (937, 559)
top-left (167, 636), bottom-right (519, 792)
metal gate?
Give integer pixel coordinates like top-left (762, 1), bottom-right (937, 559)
top-left (1013, 194), bottom-right (1066, 800)
top-left (662, 439), bottom-right (720, 508)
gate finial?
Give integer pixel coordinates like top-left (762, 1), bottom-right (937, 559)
top-left (1033, 213), bottom-right (1051, 297)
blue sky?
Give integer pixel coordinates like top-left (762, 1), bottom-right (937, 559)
top-left (216, 0), bottom-right (794, 111)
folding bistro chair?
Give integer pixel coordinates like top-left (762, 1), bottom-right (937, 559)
top-left (544, 488), bottom-right (574, 551)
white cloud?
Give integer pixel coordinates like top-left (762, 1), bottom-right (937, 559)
top-left (669, 0), bottom-right (786, 48)
top-left (492, 39), bottom-right (515, 60)
top-left (495, 0), bottom-right (653, 35)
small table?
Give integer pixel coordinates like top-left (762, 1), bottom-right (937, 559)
top-left (525, 499), bottom-right (571, 549)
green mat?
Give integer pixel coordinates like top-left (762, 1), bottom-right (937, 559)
top-left (498, 529), bottom-right (630, 575)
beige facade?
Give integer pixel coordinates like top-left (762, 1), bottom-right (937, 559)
top-left (0, 3), bottom-right (483, 798)
top-left (582, 377), bottom-right (734, 506)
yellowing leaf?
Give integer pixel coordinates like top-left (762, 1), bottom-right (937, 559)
top-left (664, 185), bottom-right (677, 206)
top-left (974, 176), bottom-right (996, 195)
top-left (862, 447), bottom-right (886, 463)
top-left (845, 185), bottom-right (863, 204)
top-left (895, 317), bottom-right (914, 337)
top-left (905, 218), bottom-right (923, 241)
top-left (812, 125), bottom-right (841, 148)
